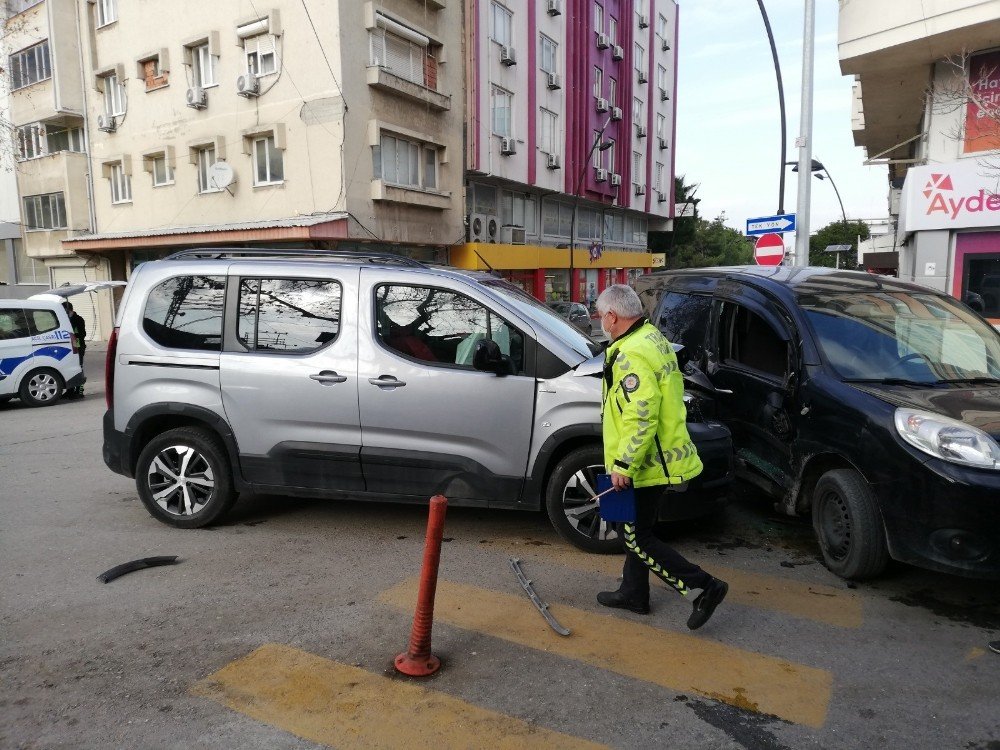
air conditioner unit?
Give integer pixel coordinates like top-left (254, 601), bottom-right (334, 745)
top-left (500, 137), bottom-right (517, 155)
top-left (546, 153), bottom-right (560, 170)
top-left (659, 88), bottom-right (669, 101)
top-left (661, 40), bottom-right (671, 52)
top-left (468, 213), bottom-right (489, 242)
top-left (610, 106), bottom-right (623, 121)
top-left (186, 86), bottom-right (207, 109)
top-left (546, 0), bottom-right (562, 15)
top-left (637, 70), bottom-right (648, 84)
top-left (612, 44), bottom-right (624, 61)
top-left (657, 191), bottom-right (667, 203)
top-left (236, 74), bottom-right (260, 97)
top-left (546, 72), bottom-right (561, 90)
top-left (500, 45), bottom-right (517, 66)
top-left (485, 214), bottom-right (500, 242)
top-left (636, 124), bottom-right (647, 138)
top-left (610, 173), bottom-right (622, 187)
top-left (595, 167), bottom-right (608, 182)
top-left (97, 114), bottom-right (117, 133)
top-left (658, 136), bottom-right (668, 150)
top-left (639, 14), bottom-right (650, 28)
top-left (596, 97), bottom-right (609, 113)
top-left (596, 33), bottom-right (610, 50)
top-left (635, 184), bottom-right (646, 196)
top-left (500, 225), bottom-right (526, 245)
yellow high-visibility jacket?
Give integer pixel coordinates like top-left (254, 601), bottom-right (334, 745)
top-left (602, 319), bottom-right (703, 487)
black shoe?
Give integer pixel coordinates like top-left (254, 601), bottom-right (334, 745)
top-left (989, 641), bottom-right (1000, 655)
top-left (687, 578), bottom-right (728, 630)
top-left (597, 590), bottom-right (650, 615)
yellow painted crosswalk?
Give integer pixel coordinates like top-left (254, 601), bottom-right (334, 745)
top-left (192, 644), bottom-right (606, 749)
top-left (379, 577), bottom-right (832, 728)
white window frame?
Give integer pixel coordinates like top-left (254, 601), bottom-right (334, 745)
top-left (194, 43), bottom-right (216, 88)
top-left (109, 163), bottom-right (132, 204)
top-left (103, 74), bottom-right (126, 117)
top-left (634, 43), bottom-right (645, 76)
top-left (655, 162), bottom-right (664, 192)
top-left (594, 3), bottom-right (604, 35)
top-left (491, 2), bottom-right (512, 46)
top-left (633, 97), bottom-right (643, 122)
top-left (608, 16), bottom-right (618, 46)
top-left (491, 85), bottom-right (513, 137)
top-left (22, 192), bottom-right (67, 231)
top-left (252, 135), bottom-right (284, 186)
top-left (9, 40), bottom-right (51, 91)
top-left (373, 132), bottom-right (437, 190)
top-left (540, 35), bottom-right (557, 75)
top-left (15, 123), bottom-right (44, 160)
top-left (608, 77), bottom-right (617, 107)
top-left (197, 146), bottom-right (220, 194)
top-left (632, 151), bottom-right (642, 191)
top-left (606, 139), bottom-right (615, 174)
top-left (592, 130), bottom-right (602, 169)
top-left (540, 109), bottom-right (557, 155)
top-left (151, 155), bottom-right (174, 187)
top-left (593, 66), bottom-right (603, 99)
top-left (369, 26), bottom-right (428, 87)
top-left (657, 113), bottom-right (666, 138)
top-left (657, 14), bottom-right (669, 44)
top-left (96, 0), bottom-right (117, 27)
top-left (245, 34), bottom-right (277, 77)
top-left (658, 64), bottom-right (668, 91)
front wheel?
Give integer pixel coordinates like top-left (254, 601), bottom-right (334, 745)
top-left (812, 468), bottom-right (888, 580)
top-left (19, 368), bottom-right (64, 407)
top-left (135, 427), bottom-right (237, 528)
top-left (545, 445), bottom-right (624, 554)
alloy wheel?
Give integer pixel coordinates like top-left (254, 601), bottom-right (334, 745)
top-left (561, 462), bottom-right (622, 544)
top-left (146, 445), bottom-right (216, 517)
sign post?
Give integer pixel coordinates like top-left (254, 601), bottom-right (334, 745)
top-left (754, 233), bottom-right (785, 266)
top-left (746, 213), bottom-right (796, 236)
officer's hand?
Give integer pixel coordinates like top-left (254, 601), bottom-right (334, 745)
top-left (611, 471), bottom-right (631, 490)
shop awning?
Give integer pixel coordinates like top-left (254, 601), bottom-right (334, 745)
top-left (62, 213), bottom-right (350, 252)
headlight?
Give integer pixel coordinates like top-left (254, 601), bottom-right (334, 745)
top-left (894, 408), bottom-right (1000, 469)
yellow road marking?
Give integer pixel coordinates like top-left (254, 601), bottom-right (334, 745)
top-left (191, 644), bottom-right (606, 750)
top-left (380, 578), bottom-right (832, 728)
top-left (492, 540), bottom-right (863, 629)
top-left (966, 647), bottom-right (986, 661)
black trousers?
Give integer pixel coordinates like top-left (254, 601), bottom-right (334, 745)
top-left (619, 485), bottom-right (712, 602)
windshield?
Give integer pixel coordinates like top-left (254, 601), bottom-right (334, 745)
top-left (800, 290), bottom-right (1000, 384)
top-left (478, 278), bottom-right (599, 358)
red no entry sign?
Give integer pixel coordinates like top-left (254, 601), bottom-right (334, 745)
top-left (754, 233), bottom-right (785, 266)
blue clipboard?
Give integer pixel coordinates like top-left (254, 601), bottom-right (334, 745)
top-left (596, 473), bottom-right (636, 523)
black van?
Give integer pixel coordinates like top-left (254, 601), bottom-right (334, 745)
top-left (635, 267), bottom-right (1000, 581)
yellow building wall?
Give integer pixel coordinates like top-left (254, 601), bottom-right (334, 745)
top-left (452, 243), bottom-right (654, 271)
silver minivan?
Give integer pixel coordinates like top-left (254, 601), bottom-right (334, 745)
top-left (102, 250), bottom-right (732, 552)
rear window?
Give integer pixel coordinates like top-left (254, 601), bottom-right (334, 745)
top-left (27, 308), bottom-right (59, 335)
top-left (143, 275), bottom-right (226, 351)
top-left (0, 308), bottom-right (30, 340)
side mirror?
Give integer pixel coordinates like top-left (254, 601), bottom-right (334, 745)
top-left (473, 339), bottom-right (512, 375)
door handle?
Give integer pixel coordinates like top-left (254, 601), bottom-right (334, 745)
top-left (368, 375), bottom-right (406, 389)
top-left (310, 370), bottom-right (348, 385)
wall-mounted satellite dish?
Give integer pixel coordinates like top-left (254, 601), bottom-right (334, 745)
top-left (208, 161), bottom-right (237, 191)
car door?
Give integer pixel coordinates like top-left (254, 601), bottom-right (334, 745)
top-left (705, 285), bottom-right (798, 490)
top-left (219, 266), bottom-right (364, 492)
top-left (357, 269), bottom-right (536, 505)
top-left (0, 306), bottom-right (32, 394)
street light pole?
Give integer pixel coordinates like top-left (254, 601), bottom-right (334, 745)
top-left (793, 0), bottom-right (816, 266)
top-left (755, 0), bottom-right (788, 215)
top-left (568, 114), bottom-right (614, 302)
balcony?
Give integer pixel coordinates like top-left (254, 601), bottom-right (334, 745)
top-left (367, 66), bottom-right (451, 112)
top-left (371, 179), bottom-right (452, 209)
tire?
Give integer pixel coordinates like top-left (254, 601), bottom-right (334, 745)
top-left (811, 468), bottom-right (888, 580)
top-left (545, 445), bottom-right (625, 554)
top-left (135, 427), bottom-right (237, 528)
top-left (19, 368), bottom-right (64, 407)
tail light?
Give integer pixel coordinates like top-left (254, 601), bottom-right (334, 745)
top-left (70, 332), bottom-right (79, 354)
top-left (105, 327), bottom-right (119, 411)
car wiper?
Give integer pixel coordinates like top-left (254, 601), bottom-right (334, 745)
top-left (936, 377), bottom-right (1000, 386)
top-left (843, 377), bottom-right (940, 387)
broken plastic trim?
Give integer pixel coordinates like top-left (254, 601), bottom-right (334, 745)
top-left (97, 556), bottom-right (180, 584)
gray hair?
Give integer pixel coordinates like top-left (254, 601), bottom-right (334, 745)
top-left (596, 284), bottom-right (643, 319)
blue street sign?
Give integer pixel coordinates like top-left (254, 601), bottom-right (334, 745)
top-left (746, 213), bottom-right (796, 236)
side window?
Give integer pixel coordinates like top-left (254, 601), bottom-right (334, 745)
top-left (143, 275), bottom-right (226, 351)
top-left (655, 291), bottom-right (711, 351)
top-left (27, 309), bottom-right (59, 335)
top-left (375, 285), bottom-right (524, 373)
top-left (0, 308), bottom-right (30, 340)
top-left (237, 278), bottom-right (341, 353)
top-left (719, 302), bottom-right (788, 380)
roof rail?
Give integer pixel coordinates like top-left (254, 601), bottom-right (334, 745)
top-left (164, 247), bottom-right (427, 268)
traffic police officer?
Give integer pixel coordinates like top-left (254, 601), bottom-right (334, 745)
top-left (596, 284), bottom-right (728, 630)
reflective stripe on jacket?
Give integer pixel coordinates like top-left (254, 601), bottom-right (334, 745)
top-left (602, 319), bottom-right (702, 488)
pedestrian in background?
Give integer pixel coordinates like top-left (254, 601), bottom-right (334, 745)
top-left (63, 302), bottom-right (86, 399)
top-left (595, 284), bottom-right (728, 630)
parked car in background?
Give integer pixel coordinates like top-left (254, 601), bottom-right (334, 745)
top-left (547, 301), bottom-right (593, 335)
top-left (0, 299), bottom-right (84, 407)
top-left (103, 250), bottom-right (732, 553)
top-left (635, 266), bottom-right (1000, 581)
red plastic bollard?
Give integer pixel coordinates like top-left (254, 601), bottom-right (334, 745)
top-left (394, 495), bottom-right (448, 676)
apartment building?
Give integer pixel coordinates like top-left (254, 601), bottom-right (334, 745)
top-left (839, 0), bottom-right (1000, 322)
top-left (457, 0), bottom-right (677, 303)
top-left (59, 0), bottom-right (464, 285)
top-left (4, 0), bottom-right (111, 330)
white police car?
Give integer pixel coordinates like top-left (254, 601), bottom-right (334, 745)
top-left (0, 299), bottom-right (84, 407)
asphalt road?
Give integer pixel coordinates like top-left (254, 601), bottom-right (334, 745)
top-left (1, 347), bottom-right (998, 749)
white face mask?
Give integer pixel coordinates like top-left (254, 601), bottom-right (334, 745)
top-left (600, 312), bottom-right (612, 338)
